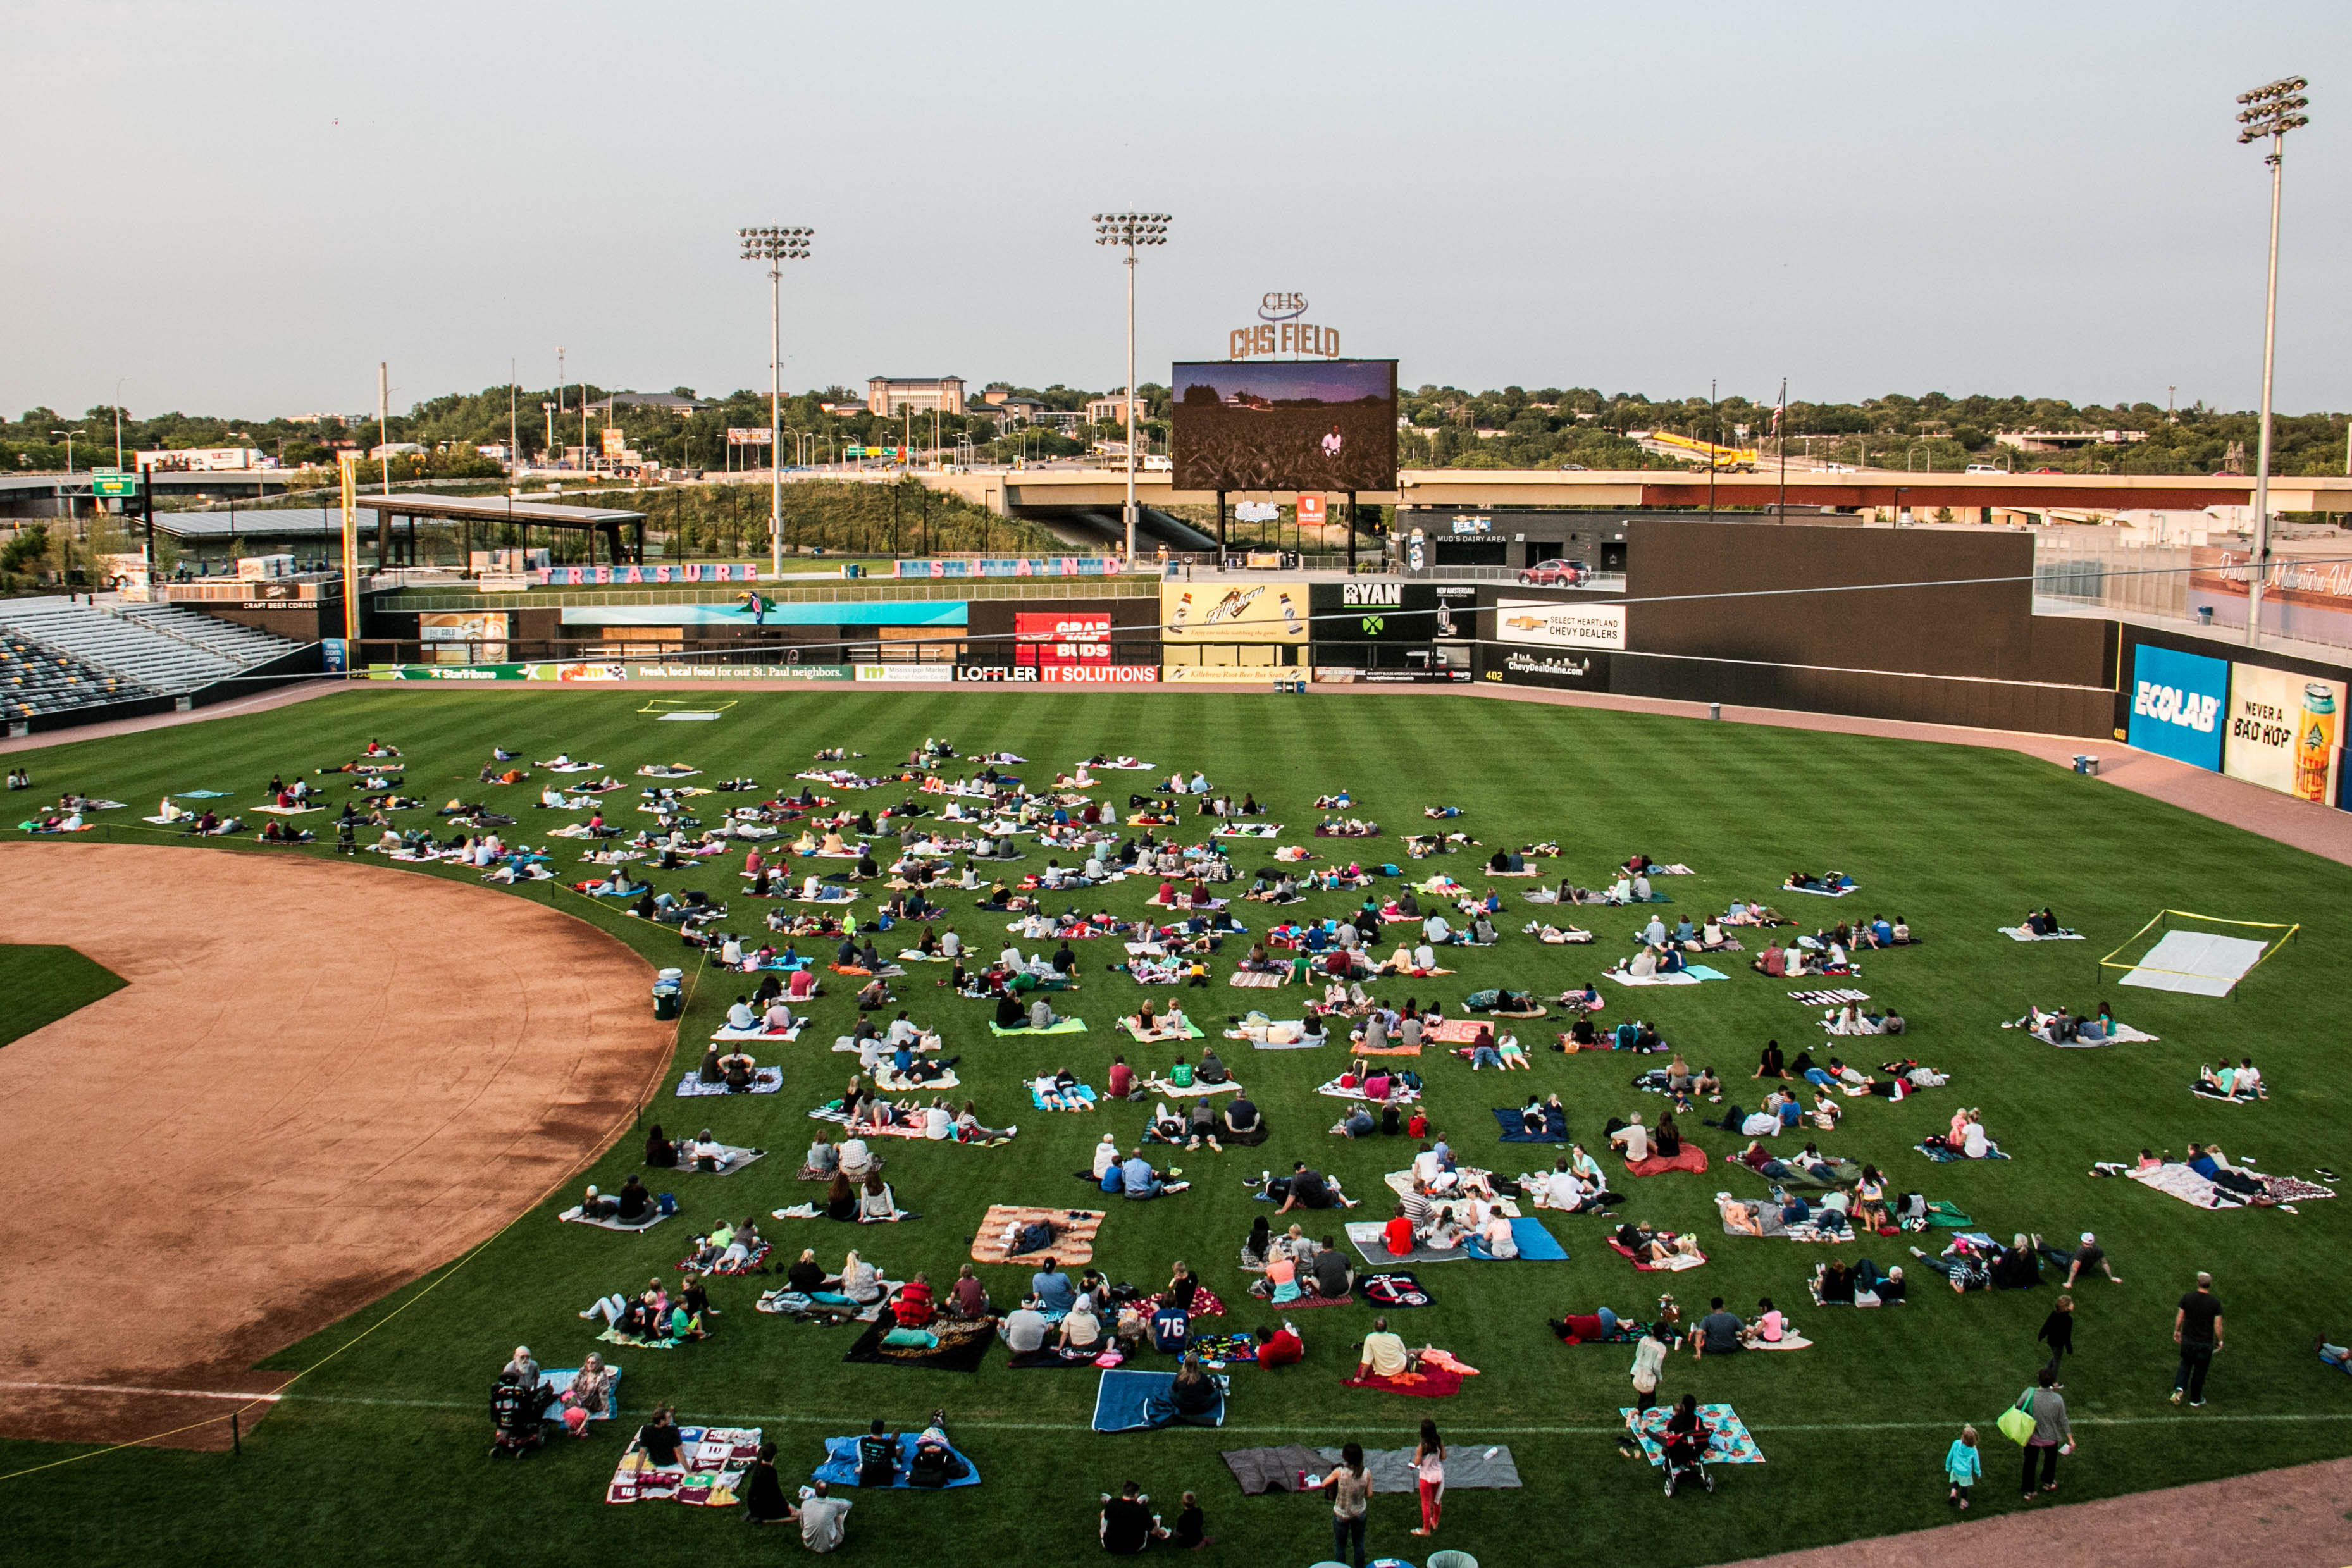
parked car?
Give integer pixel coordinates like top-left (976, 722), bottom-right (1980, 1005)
top-left (1964, 463), bottom-right (2005, 475)
top-left (1518, 559), bottom-right (1586, 586)
top-left (2030, 466), bottom-right (2065, 474)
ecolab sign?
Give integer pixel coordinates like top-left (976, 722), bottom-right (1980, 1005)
top-left (2126, 645), bottom-right (2227, 771)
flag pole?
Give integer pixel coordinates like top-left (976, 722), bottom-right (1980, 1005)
top-left (1776, 378), bottom-right (1788, 522)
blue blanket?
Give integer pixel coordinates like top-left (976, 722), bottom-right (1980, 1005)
top-left (1492, 1106), bottom-right (1568, 1144)
top-left (1466, 1216), bottom-right (1569, 1261)
top-left (812, 1433), bottom-right (981, 1489)
top-left (1916, 1142), bottom-right (2010, 1163)
top-left (1092, 1369), bottom-right (1227, 1433)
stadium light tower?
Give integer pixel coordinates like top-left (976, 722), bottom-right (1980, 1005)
top-left (2236, 75), bottom-right (2309, 643)
top-left (1094, 212), bottom-right (1169, 559)
top-left (740, 226), bottom-right (814, 576)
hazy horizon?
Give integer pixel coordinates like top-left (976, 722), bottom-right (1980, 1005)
top-left (9, 1), bottom-right (2348, 419)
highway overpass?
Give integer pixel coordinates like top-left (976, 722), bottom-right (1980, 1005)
top-left (917, 466), bottom-right (2352, 519)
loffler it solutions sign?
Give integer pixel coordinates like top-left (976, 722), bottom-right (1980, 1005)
top-left (2126, 645), bottom-right (2227, 771)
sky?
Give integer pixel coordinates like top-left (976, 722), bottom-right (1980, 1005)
top-left (8, 1), bottom-right (2350, 420)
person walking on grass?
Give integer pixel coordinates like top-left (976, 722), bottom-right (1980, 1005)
top-left (2174, 1270), bottom-right (2224, 1407)
top-left (2038, 1293), bottom-right (2076, 1383)
top-left (1945, 1424), bottom-right (1981, 1509)
top-left (2018, 1367), bottom-right (2074, 1500)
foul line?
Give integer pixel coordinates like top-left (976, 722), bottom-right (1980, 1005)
top-left (0, 1383), bottom-right (285, 1404)
top-left (115, 1390), bottom-right (2352, 1440)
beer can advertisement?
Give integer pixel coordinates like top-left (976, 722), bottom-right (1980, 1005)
top-left (1160, 581), bottom-right (1309, 643)
top-left (2222, 662), bottom-right (2344, 803)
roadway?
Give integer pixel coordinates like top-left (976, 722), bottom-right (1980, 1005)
top-left (909, 466), bottom-right (2352, 517)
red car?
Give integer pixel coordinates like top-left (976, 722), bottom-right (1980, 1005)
top-left (1518, 560), bottom-right (1585, 585)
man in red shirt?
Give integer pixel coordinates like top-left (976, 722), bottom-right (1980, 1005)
top-left (1256, 1321), bottom-right (1304, 1367)
top-left (1108, 1056), bottom-right (1135, 1101)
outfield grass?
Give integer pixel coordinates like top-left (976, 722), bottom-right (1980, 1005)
top-left (0, 943), bottom-right (123, 1048)
top-left (2, 688), bottom-right (2348, 1568)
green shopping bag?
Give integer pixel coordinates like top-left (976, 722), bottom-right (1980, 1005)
top-left (1996, 1390), bottom-right (2036, 1446)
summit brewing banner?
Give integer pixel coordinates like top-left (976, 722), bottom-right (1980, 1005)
top-left (2222, 662), bottom-right (2344, 804)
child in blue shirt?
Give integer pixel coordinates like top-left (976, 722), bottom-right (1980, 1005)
top-left (1945, 1424), bottom-right (1981, 1509)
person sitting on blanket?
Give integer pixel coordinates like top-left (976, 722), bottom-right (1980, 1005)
top-left (2198, 1058), bottom-right (2266, 1099)
top-left (1352, 1318), bottom-right (1420, 1383)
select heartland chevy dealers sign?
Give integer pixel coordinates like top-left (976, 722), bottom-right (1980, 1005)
top-left (1494, 600), bottom-right (1626, 650)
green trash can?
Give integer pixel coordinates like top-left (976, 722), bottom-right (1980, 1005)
top-left (652, 966), bottom-right (683, 1020)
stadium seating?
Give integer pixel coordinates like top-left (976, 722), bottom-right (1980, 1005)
top-left (0, 599), bottom-right (309, 716)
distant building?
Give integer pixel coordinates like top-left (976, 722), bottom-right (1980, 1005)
top-left (605, 392), bottom-right (710, 416)
top-left (867, 376), bottom-right (966, 416)
top-left (1085, 392), bottom-right (1149, 426)
top-left (1995, 429), bottom-right (2148, 453)
top-left (981, 389), bottom-right (1050, 424)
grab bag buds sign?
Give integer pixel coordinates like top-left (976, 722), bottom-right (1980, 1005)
top-left (1230, 293), bottom-right (1340, 359)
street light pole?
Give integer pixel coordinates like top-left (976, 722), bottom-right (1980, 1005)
top-left (1094, 212), bottom-right (1170, 559)
top-left (2237, 74), bottom-right (2309, 643)
top-left (740, 225), bottom-right (814, 576)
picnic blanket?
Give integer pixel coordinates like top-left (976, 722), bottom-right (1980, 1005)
top-left (1465, 1216), bottom-right (1569, 1261)
top-left (874, 1067), bottom-right (959, 1092)
top-left (251, 803), bottom-right (321, 816)
top-left (1492, 1106), bottom-right (1568, 1144)
top-left (1620, 1403), bottom-right (1764, 1466)
top-left (812, 1430), bottom-right (982, 1486)
top-left (1788, 988), bottom-right (1871, 1006)
top-left (988, 1017), bottom-right (1088, 1036)
top-left (1607, 1238), bottom-right (1707, 1271)
top-left (597, 1323), bottom-right (684, 1350)
top-left (1735, 1154), bottom-right (1862, 1191)
top-left (1427, 1019), bottom-right (1487, 1045)
top-left (2029, 1022), bottom-right (2160, 1047)
top-left (1344, 1362), bottom-right (1466, 1398)
top-left (1120, 1017), bottom-right (1207, 1041)
top-left (1092, 1368), bottom-right (1228, 1432)
top-left (1606, 965), bottom-right (1731, 987)
top-left (1360, 1271), bottom-right (1433, 1308)
top-left (1326, 1444), bottom-right (1520, 1491)
top-left (708, 1025), bottom-right (804, 1044)
top-left (970, 1205), bottom-right (1104, 1266)
top-left (676, 1068), bottom-right (783, 1097)
top-left (603, 1424), bottom-right (759, 1505)
top-left (1229, 970), bottom-right (1288, 989)
top-left (1220, 1443), bottom-right (1335, 1495)
top-left (2000, 926), bottom-right (2084, 941)
top-left (559, 1206), bottom-right (674, 1233)
top-left (1029, 1080), bottom-right (1099, 1111)
top-left (663, 1145), bottom-right (765, 1176)
top-left (540, 1365), bottom-right (624, 1421)
top-left (1916, 1142), bottom-right (2010, 1163)
top-left (1344, 1221), bottom-right (1461, 1268)
top-left (1142, 1283), bottom-right (1229, 1319)
top-left (2126, 1163), bottom-right (2333, 1210)
top-left (838, 1317), bottom-right (998, 1375)
top-left (1783, 882), bottom-right (1854, 898)
top-left (1625, 1145), bottom-right (1711, 1177)
top-left (1317, 1078), bottom-right (1421, 1104)
top-left (1749, 1329), bottom-right (1816, 1351)
top-left (1146, 1076), bottom-right (1241, 1098)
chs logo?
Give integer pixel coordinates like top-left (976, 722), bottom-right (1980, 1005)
top-left (2134, 679), bottom-right (2219, 733)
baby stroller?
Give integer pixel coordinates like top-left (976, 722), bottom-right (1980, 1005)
top-left (1659, 1426), bottom-right (1714, 1497)
top-left (487, 1374), bottom-right (545, 1459)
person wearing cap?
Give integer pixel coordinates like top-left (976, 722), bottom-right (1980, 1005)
top-left (2036, 1231), bottom-right (2122, 1287)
